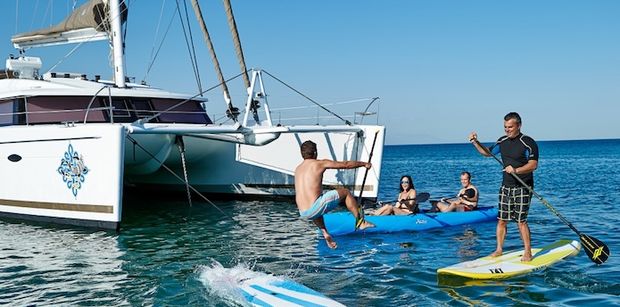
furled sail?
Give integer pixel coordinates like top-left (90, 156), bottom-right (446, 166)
top-left (12, 0), bottom-right (127, 49)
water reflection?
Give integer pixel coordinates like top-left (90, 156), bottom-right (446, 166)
top-left (453, 228), bottom-right (482, 259)
top-left (0, 221), bottom-right (127, 306)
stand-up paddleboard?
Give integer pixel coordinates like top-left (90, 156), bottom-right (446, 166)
top-left (240, 278), bottom-right (345, 307)
top-left (437, 239), bottom-right (581, 279)
top-left (199, 262), bottom-right (345, 307)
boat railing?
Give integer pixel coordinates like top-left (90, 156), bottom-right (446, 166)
top-left (214, 97), bottom-right (381, 126)
top-left (83, 85), bottom-right (112, 124)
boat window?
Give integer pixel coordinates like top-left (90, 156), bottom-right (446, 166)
top-left (100, 98), bottom-right (136, 123)
top-left (0, 100), bottom-right (15, 126)
top-left (151, 99), bottom-right (211, 124)
top-left (132, 99), bottom-right (157, 122)
top-left (26, 96), bottom-right (107, 124)
top-left (17, 96), bottom-right (211, 125)
top-left (111, 98), bottom-right (132, 120)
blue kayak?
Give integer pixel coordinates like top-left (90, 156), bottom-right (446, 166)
top-left (323, 206), bottom-right (498, 236)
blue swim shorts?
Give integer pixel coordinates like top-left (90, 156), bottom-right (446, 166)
top-left (299, 190), bottom-right (341, 220)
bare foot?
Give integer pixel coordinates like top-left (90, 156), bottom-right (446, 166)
top-left (357, 220), bottom-right (375, 230)
top-left (521, 253), bottom-right (532, 262)
top-left (324, 234), bottom-right (337, 249)
top-left (489, 250), bottom-right (502, 257)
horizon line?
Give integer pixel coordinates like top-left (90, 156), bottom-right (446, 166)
top-left (386, 137), bottom-right (620, 147)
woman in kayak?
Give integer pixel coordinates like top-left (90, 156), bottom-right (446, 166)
top-left (375, 175), bottom-right (418, 215)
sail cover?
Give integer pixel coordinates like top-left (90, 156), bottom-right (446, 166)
top-left (12, 0), bottom-right (128, 49)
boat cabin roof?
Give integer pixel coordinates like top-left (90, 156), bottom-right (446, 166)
top-left (0, 73), bottom-right (206, 102)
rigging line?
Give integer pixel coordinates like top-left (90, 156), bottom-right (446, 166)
top-left (145, 0), bottom-right (168, 77)
top-left (190, 0), bottom-right (237, 121)
top-left (15, 0), bottom-right (19, 34)
top-left (222, 0), bottom-right (249, 89)
top-left (29, 0), bottom-right (40, 32)
top-left (143, 3), bottom-right (178, 82)
top-left (222, 0), bottom-right (259, 120)
top-left (181, 0), bottom-right (203, 94)
top-left (262, 70), bottom-right (352, 125)
top-left (46, 42), bottom-right (85, 73)
top-left (261, 115), bottom-right (354, 121)
top-left (269, 98), bottom-right (375, 112)
top-left (136, 70), bottom-right (247, 124)
top-left (43, 0), bottom-right (52, 28)
top-left (175, 0), bottom-right (203, 94)
top-left (125, 135), bottom-right (237, 222)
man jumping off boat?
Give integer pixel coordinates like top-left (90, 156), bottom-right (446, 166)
top-left (469, 112), bottom-right (539, 262)
top-left (295, 140), bottom-right (375, 249)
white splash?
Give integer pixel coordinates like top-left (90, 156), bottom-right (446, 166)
top-left (197, 260), bottom-right (281, 306)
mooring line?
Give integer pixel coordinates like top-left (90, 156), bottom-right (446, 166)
top-left (125, 135), bottom-right (237, 222)
top-left (175, 135), bottom-right (193, 207)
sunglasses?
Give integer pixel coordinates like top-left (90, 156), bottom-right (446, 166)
top-left (401, 180), bottom-right (410, 184)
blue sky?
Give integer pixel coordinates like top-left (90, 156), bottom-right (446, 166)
top-left (1, 0), bottom-right (619, 145)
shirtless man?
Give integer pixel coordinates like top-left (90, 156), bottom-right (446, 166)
top-left (295, 140), bottom-right (375, 249)
top-left (435, 171), bottom-right (478, 212)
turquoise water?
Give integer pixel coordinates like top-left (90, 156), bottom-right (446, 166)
top-left (1, 139), bottom-right (619, 306)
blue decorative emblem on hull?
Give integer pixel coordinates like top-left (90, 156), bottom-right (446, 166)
top-left (57, 144), bottom-right (89, 197)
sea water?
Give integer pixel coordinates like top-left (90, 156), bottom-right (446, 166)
top-left (1, 139), bottom-right (619, 306)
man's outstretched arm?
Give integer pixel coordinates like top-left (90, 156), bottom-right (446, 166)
top-left (320, 160), bottom-right (371, 170)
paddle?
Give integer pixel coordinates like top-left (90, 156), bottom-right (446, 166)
top-left (429, 196), bottom-right (457, 203)
top-left (355, 130), bottom-right (380, 228)
top-left (472, 138), bottom-right (610, 264)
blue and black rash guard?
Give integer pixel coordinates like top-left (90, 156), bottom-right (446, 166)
top-left (489, 133), bottom-right (539, 187)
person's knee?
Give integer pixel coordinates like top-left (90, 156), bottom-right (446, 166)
top-left (338, 188), bottom-right (352, 198)
top-left (335, 189), bottom-right (349, 201)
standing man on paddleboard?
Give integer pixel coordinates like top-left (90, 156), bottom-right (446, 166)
top-left (295, 140), bottom-right (375, 249)
top-left (469, 112), bottom-right (539, 261)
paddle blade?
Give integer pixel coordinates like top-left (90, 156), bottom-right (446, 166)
top-left (416, 192), bottom-right (430, 203)
top-left (580, 234), bottom-right (610, 264)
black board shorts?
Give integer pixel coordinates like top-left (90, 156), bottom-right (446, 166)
top-left (498, 186), bottom-right (532, 222)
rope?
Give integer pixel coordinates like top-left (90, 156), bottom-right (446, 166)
top-left (181, 0), bottom-right (203, 94)
top-left (175, 0), bottom-right (203, 94)
top-left (262, 70), bottom-right (352, 125)
top-left (125, 135), bottom-right (236, 221)
top-left (143, 3), bottom-right (178, 82)
top-left (223, 0), bottom-right (259, 121)
top-left (175, 136), bottom-right (193, 207)
top-left (222, 0), bottom-right (250, 89)
top-left (136, 70), bottom-right (247, 124)
top-left (190, 0), bottom-right (238, 122)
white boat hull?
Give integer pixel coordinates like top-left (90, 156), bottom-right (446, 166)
top-left (0, 122), bottom-right (384, 229)
top-left (124, 125), bottom-right (384, 199)
top-left (0, 124), bottom-right (125, 229)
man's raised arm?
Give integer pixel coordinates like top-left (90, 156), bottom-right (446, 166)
top-left (320, 160), bottom-right (371, 170)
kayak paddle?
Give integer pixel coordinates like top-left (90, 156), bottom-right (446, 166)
top-left (355, 130), bottom-right (380, 229)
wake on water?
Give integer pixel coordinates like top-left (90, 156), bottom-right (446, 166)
top-left (197, 260), bottom-right (282, 306)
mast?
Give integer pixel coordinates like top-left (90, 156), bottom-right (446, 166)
top-left (109, 0), bottom-right (126, 87)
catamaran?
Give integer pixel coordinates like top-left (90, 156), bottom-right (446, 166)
top-left (0, 0), bottom-right (385, 229)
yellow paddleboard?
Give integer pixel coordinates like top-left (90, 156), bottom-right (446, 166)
top-left (437, 239), bottom-right (581, 279)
